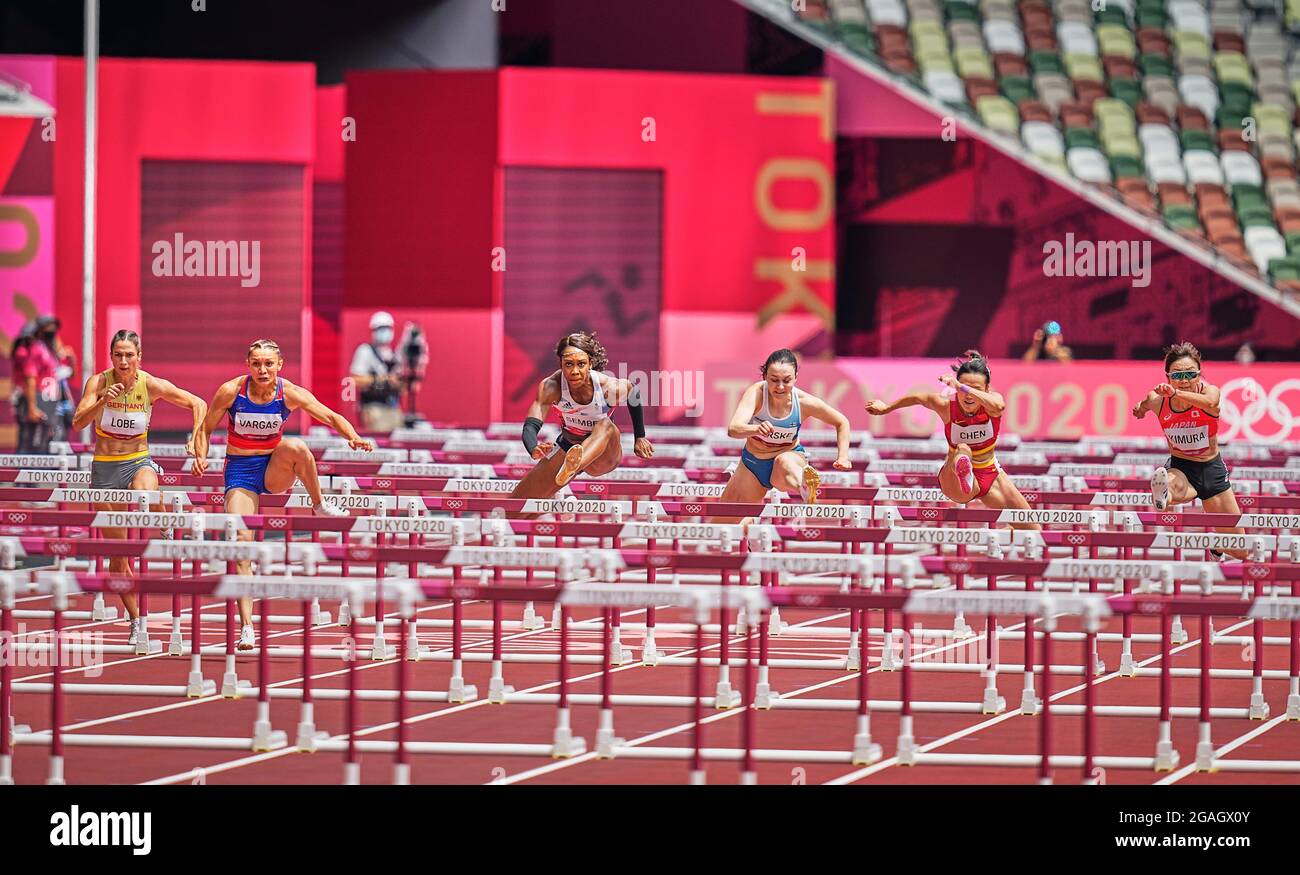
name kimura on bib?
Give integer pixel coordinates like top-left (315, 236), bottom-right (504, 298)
top-left (1164, 425), bottom-right (1210, 452)
top-left (235, 412), bottom-right (285, 436)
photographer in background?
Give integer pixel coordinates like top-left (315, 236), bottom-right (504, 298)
top-left (1022, 320), bottom-right (1074, 364)
top-left (349, 311), bottom-right (404, 433)
top-left (397, 320), bottom-right (428, 427)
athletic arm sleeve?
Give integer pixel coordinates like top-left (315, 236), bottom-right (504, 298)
top-left (522, 417), bottom-right (544, 454)
top-left (626, 385), bottom-right (647, 440)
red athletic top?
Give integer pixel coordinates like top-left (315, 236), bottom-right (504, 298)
top-left (945, 398), bottom-right (1001, 456)
top-left (1158, 395), bottom-right (1218, 458)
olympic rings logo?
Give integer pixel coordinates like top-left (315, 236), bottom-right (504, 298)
top-left (1067, 534), bottom-right (1087, 545)
top-left (268, 517), bottom-right (287, 529)
top-left (162, 475), bottom-right (178, 485)
top-left (920, 509), bottom-right (939, 520)
top-left (685, 503), bottom-right (703, 514)
top-left (798, 528), bottom-right (822, 539)
top-left (950, 560), bottom-right (972, 574)
top-left (446, 499), bottom-right (464, 510)
top-left (1247, 565), bottom-right (1270, 579)
top-left (351, 548), bottom-right (374, 561)
top-left (1159, 514), bottom-right (1178, 525)
top-left (1218, 378), bottom-right (1300, 445)
top-left (50, 541), bottom-right (72, 555)
top-left (648, 554), bottom-right (670, 567)
top-left (588, 484), bottom-right (607, 494)
top-left (8, 512), bottom-right (28, 523)
top-left (375, 479), bottom-right (392, 489)
top-left (535, 523), bottom-right (556, 535)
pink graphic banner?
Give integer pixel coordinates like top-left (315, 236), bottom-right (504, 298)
top-left (0, 196), bottom-right (54, 346)
top-left (701, 358), bottom-right (1300, 444)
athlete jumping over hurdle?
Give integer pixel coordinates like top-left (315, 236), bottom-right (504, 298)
top-left (713, 349), bottom-right (851, 523)
top-left (866, 351), bottom-right (1039, 530)
top-left (1131, 342), bottom-right (1247, 560)
top-left (512, 331), bottom-right (654, 503)
top-left (195, 339), bottom-right (373, 649)
top-left (71, 329), bottom-right (210, 645)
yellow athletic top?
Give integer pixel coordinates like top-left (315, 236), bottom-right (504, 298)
top-left (93, 368), bottom-right (151, 461)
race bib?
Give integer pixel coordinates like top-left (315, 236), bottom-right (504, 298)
top-left (235, 411), bottom-right (284, 437)
top-left (1164, 425), bottom-right (1209, 452)
top-left (99, 408), bottom-right (148, 437)
top-left (754, 423), bottom-right (798, 444)
top-left (952, 422), bottom-right (993, 445)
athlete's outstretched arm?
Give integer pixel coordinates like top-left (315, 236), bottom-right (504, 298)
top-left (147, 376), bottom-right (209, 461)
top-left (727, 382), bottom-right (773, 441)
top-left (283, 382), bottom-right (372, 450)
top-left (1131, 389), bottom-right (1161, 419)
top-left (938, 374), bottom-right (1005, 416)
top-left (1155, 381), bottom-right (1221, 416)
top-left (798, 392), bottom-right (852, 469)
top-left (603, 375), bottom-right (654, 460)
top-left (521, 375), bottom-right (562, 460)
top-left (194, 381), bottom-right (239, 475)
top-left (71, 373), bottom-right (111, 432)
top-left (865, 390), bottom-right (947, 417)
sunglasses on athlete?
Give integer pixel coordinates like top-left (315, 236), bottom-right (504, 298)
top-left (1167, 370), bottom-right (1200, 381)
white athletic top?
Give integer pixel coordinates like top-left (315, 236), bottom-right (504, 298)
top-left (748, 385), bottom-right (802, 447)
top-left (555, 372), bottom-right (611, 436)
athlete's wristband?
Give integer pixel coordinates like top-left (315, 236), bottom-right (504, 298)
top-left (626, 386), bottom-right (647, 440)
top-left (957, 384), bottom-right (972, 395)
top-left (522, 417), bottom-right (544, 454)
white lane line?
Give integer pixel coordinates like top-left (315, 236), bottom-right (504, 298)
top-left (493, 613), bottom-right (1038, 785)
top-left (1155, 714), bottom-right (1292, 785)
top-left (140, 610), bottom-right (854, 785)
top-left (825, 619), bottom-right (1254, 785)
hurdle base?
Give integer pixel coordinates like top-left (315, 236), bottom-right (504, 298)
top-left (768, 608), bottom-right (788, 636)
top-left (343, 762), bottom-right (361, 785)
top-left (754, 682), bottom-right (779, 710)
top-left (488, 677), bottom-right (515, 705)
top-left (879, 644), bottom-right (901, 672)
top-left (641, 637), bottom-right (662, 667)
top-left (952, 617), bottom-right (974, 640)
top-left (297, 726), bottom-right (328, 753)
top-left (446, 679), bottom-right (479, 704)
top-left (1019, 689), bottom-right (1042, 716)
top-left (981, 688), bottom-right (1006, 715)
top-left (221, 674), bottom-right (252, 699)
top-left (337, 602), bottom-right (352, 627)
top-left (852, 738), bottom-right (883, 766)
top-left (1248, 693), bottom-right (1270, 721)
top-left (168, 631), bottom-right (184, 657)
top-left (609, 641), bottom-right (636, 666)
top-left (896, 734), bottom-right (917, 766)
top-left (550, 729), bottom-right (588, 759)
top-left (1195, 741), bottom-right (1216, 772)
top-left (1093, 656), bottom-right (1107, 676)
top-left (1169, 617), bottom-right (1188, 646)
top-left (0, 754), bottom-right (12, 786)
top-left (713, 680), bottom-right (741, 710)
top-left (519, 607), bottom-right (546, 631)
top-left (369, 634), bottom-right (394, 661)
top-left (1118, 651), bottom-right (1137, 678)
top-left (91, 600), bottom-right (118, 622)
top-left (595, 728), bottom-right (625, 760)
top-left (313, 609), bottom-right (333, 626)
top-left (1154, 741), bottom-right (1181, 772)
top-left (186, 672), bottom-right (216, 698)
top-left (252, 723), bottom-right (288, 753)
top-left (135, 637), bottom-right (163, 656)
top-left (845, 642), bottom-right (861, 672)
top-left (1286, 694), bottom-right (1300, 721)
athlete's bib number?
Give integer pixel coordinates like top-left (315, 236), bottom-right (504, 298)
top-left (952, 422), bottom-right (992, 445)
top-left (235, 412), bottom-right (284, 437)
top-left (563, 413), bottom-right (604, 433)
top-left (1164, 425), bottom-right (1210, 452)
top-left (100, 408), bottom-right (148, 437)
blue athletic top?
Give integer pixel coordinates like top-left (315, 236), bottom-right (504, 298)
top-left (227, 377), bottom-right (292, 451)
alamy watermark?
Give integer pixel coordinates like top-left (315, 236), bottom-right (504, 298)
top-left (1042, 233), bottom-right (1151, 288)
top-left (0, 624), bottom-right (106, 677)
top-left (609, 362), bottom-right (705, 417)
top-left (150, 233), bottom-right (261, 288)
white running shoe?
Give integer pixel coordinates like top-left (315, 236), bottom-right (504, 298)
top-left (313, 499), bottom-right (350, 517)
top-left (127, 618), bottom-right (141, 646)
top-left (955, 454), bottom-right (975, 496)
top-left (238, 624), bottom-right (256, 651)
top-left (1151, 467), bottom-right (1170, 511)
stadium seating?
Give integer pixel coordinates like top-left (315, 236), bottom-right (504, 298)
top-left (798, 0), bottom-right (1300, 299)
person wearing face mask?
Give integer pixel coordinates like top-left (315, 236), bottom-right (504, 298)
top-left (349, 311), bottom-right (404, 433)
top-left (35, 315), bottom-right (77, 441)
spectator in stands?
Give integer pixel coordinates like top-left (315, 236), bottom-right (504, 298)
top-left (349, 311), bottom-right (405, 433)
top-left (1234, 342), bottom-right (1256, 366)
top-left (14, 319), bottom-right (60, 452)
top-left (36, 315), bottom-right (77, 440)
top-left (1022, 321), bottom-right (1073, 363)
